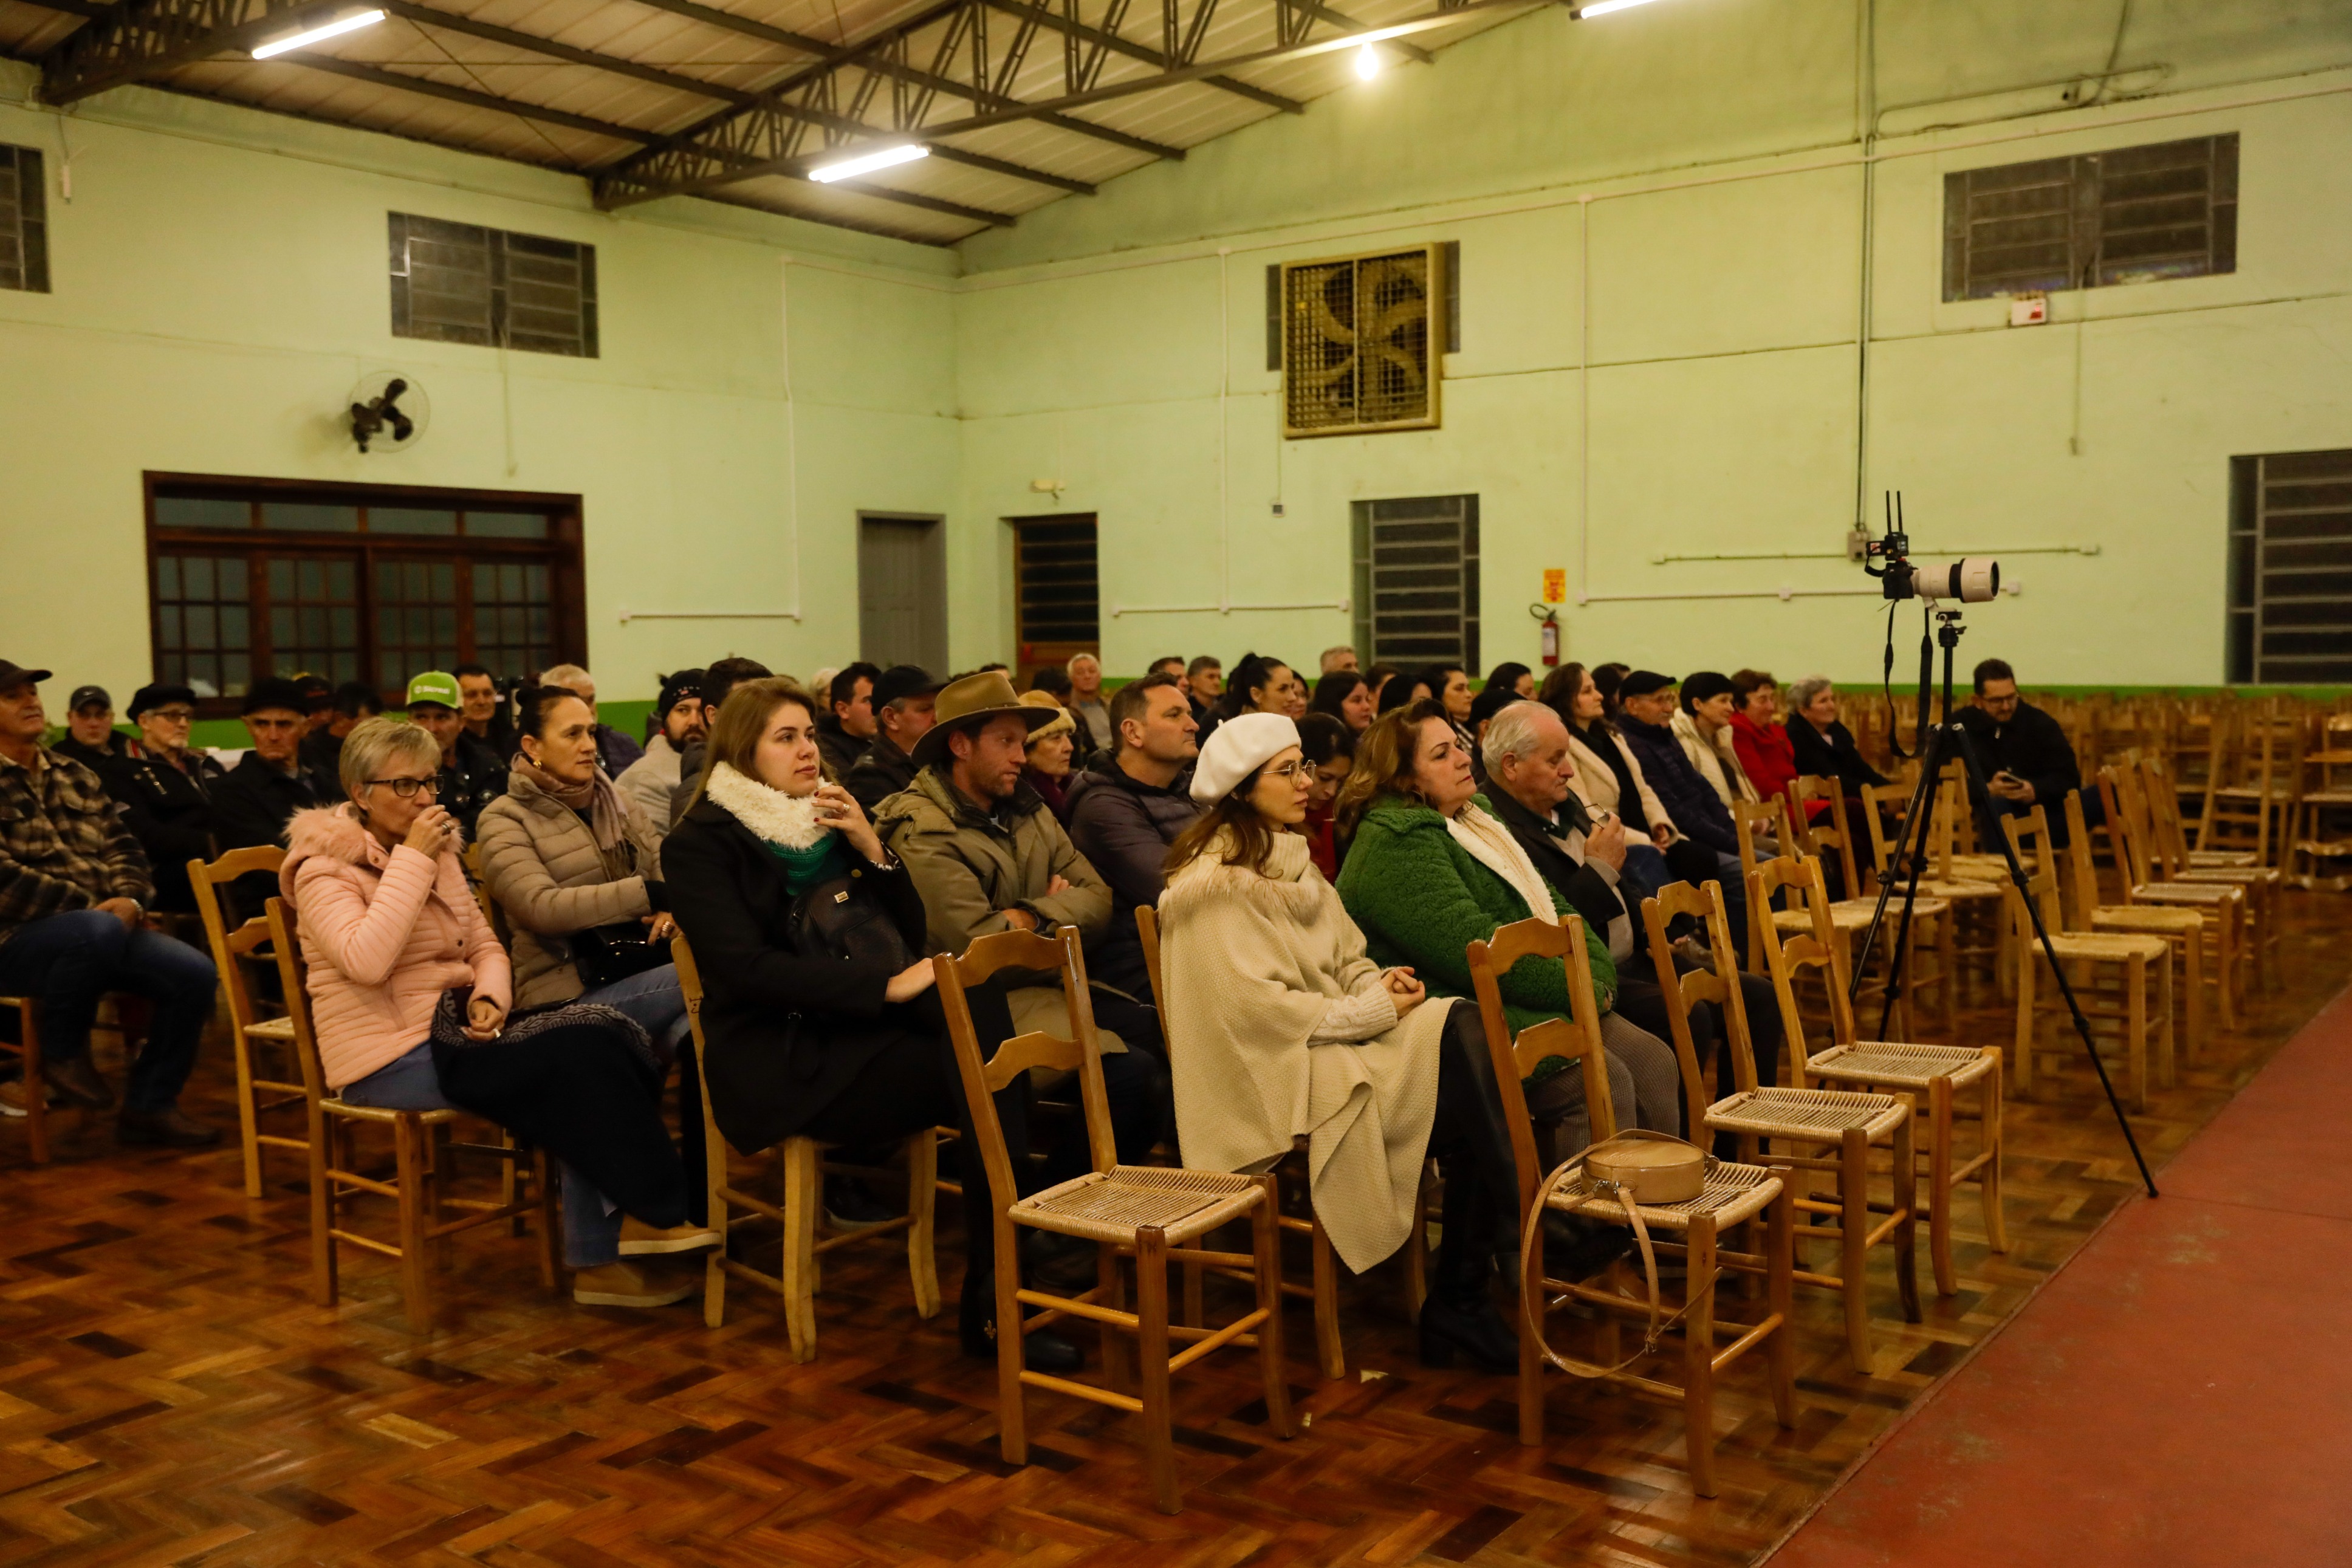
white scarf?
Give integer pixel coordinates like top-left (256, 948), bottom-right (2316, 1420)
top-left (1444, 801), bottom-right (1560, 926)
top-left (703, 761), bottom-right (831, 849)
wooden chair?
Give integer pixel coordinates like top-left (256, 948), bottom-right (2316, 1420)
top-left (1641, 881), bottom-right (1911, 1373)
top-left (1932, 764), bottom-right (2013, 887)
top-left (1137, 905), bottom-right (1346, 1380)
top-left (188, 847), bottom-right (309, 1197)
top-left (2001, 809), bottom-right (2173, 1110)
top-left (1472, 913), bottom-right (1794, 1498)
top-left (1729, 796), bottom-right (1789, 971)
top-left (1785, 779), bottom-right (1953, 1037)
top-left (1750, 857), bottom-right (2006, 1299)
top-left (262, 897), bottom-right (558, 1332)
top-left (2060, 790), bottom-right (2219, 1056)
top-left (939, 923), bottom-right (1292, 1515)
top-left (0, 994), bottom-right (52, 1164)
top-left (2195, 705), bottom-right (2299, 868)
top-left (672, 936), bottom-right (939, 1361)
top-left (1857, 779), bottom-right (2006, 1003)
top-left (2290, 713), bottom-right (2352, 891)
top-left (2101, 765), bottom-right (2247, 1027)
top-left (2126, 759), bottom-right (2277, 991)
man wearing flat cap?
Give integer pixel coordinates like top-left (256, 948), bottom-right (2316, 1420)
top-left (874, 669), bottom-right (1169, 1175)
top-left (845, 664), bottom-right (943, 814)
top-left (100, 682), bottom-right (226, 915)
top-left (54, 686), bottom-right (134, 773)
top-left (211, 678), bottom-right (338, 911)
top-left (0, 660), bottom-right (221, 1146)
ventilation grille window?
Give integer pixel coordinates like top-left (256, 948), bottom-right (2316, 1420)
top-left (388, 212), bottom-right (598, 357)
top-left (1283, 245), bottom-right (1441, 437)
top-left (1942, 133), bottom-right (2237, 302)
top-left (1352, 495), bottom-right (1479, 670)
top-left (2228, 450), bottom-right (2352, 684)
top-left (1012, 513), bottom-right (1100, 652)
top-left (0, 144), bottom-right (49, 294)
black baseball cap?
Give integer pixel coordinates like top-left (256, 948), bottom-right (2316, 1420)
top-left (126, 682), bottom-right (199, 718)
top-left (0, 661), bottom-right (54, 694)
top-left (293, 674), bottom-right (335, 712)
top-left (871, 665), bottom-right (944, 709)
top-left (1617, 669), bottom-right (1678, 699)
top-left (243, 677), bottom-right (309, 716)
top-left (68, 685), bottom-right (111, 713)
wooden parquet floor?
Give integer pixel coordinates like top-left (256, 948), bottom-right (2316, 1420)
top-left (1, 894), bottom-right (2347, 1568)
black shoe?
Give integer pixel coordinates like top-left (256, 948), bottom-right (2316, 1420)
top-left (959, 1276), bottom-right (1083, 1372)
top-left (46, 1055), bottom-right (112, 1110)
top-left (824, 1174), bottom-right (898, 1231)
top-left (1418, 1292), bottom-right (1519, 1374)
top-left (1020, 1229), bottom-right (1100, 1293)
top-left (116, 1107), bottom-right (221, 1148)
top-left (1537, 1213), bottom-right (1633, 1281)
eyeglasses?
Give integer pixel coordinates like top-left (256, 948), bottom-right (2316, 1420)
top-left (365, 776), bottom-right (442, 798)
top-left (1265, 761), bottom-right (1312, 781)
top-left (148, 708), bottom-right (196, 723)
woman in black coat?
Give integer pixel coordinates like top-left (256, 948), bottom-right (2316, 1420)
top-left (661, 676), bottom-right (1073, 1368)
top-left (1785, 676), bottom-right (1889, 795)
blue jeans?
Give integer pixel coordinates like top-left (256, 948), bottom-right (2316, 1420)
top-left (0, 910), bottom-right (217, 1112)
top-left (340, 1040), bottom-right (629, 1270)
top-left (578, 965), bottom-right (691, 1061)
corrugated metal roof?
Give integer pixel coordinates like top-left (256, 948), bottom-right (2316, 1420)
top-left (2, 0), bottom-right (1531, 244)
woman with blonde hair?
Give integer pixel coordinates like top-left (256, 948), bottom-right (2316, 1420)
top-left (281, 716), bottom-right (712, 1309)
top-left (1159, 712), bottom-right (1521, 1372)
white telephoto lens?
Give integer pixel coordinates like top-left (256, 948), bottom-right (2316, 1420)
top-left (1916, 557), bottom-right (2000, 603)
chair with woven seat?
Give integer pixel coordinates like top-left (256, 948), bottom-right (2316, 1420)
top-left (1471, 912), bottom-right (1794, 1498)
top-left (1932, 764), bottom-right (2013, 888)
top-left (2001, 808), bottom-right (2173, 1110)
top-left (2195, 705), bottom-right (2299, 869)
top-left (1730, 796), bottom-right (1790, 971)
top-left (0, 993), bottom-right (53, 1164)
top-left (1858, 779), bottom-right (2005, 1005)
top-left (1783, 781), bottom-right (1953, 1038)
top-left (1751, 857), bottom-right (2006, 1299)
top-left (263, 897), bottom-right (559, 1332)
top-left (188, 847), bottom-right (309, 1197)
top-left (2141, 756), bottom-right (2282, 988)
top-left (2111, 762), bottom-right (2268, 998)
top-left (939, 923), bottom-right (1292, 1515)
top-left (2101, 765), bottom-right (2247, 1025)
top-left (1641, 880), bottom-right (1913, 1373)
top-left (2060, 790), bottom-right (2220, 1057)
top-left (2289, 713), bottom-right (2352, 891)
top-left (671, 936), bottom-right (939, 1361)
top-left (1137, 905), bottom-right (1346, 1380)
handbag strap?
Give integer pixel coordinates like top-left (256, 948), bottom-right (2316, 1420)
top-left (1517, 1132), bottom-right (1719, 1381)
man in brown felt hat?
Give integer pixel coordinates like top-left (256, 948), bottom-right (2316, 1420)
top-left (873, 669), bottom-right (1170, 1182)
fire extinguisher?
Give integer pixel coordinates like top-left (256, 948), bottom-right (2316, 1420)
top-left (1530, 604), bottom-right (1562, 666)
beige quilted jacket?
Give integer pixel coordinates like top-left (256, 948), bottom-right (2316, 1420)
top-left (475, 772), bottom-right (664, 1008)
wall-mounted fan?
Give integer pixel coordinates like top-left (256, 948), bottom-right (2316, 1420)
top-left (349, 370), bottom-right (430, 454)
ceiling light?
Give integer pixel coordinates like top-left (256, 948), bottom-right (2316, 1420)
top-left (809, 143), bottom-right (930, 183)
top-left (1354, 44), bottom-right (1382, 80)
top-left (250, 9), bottom-right (385, 58)
top-left (1575, 0), bottom-right (1660, 15)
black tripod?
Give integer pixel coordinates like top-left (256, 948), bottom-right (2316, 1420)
top-left (1849, 608), bottom-right (2158, 1199)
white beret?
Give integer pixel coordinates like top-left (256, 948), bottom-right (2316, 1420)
top-left (1191, 712), bottom-right (1301, 804)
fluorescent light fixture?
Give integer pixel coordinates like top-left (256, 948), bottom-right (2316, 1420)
top-left (251, 8), bottom-right (384, 58)
top-left (1354, 43), bottom-right (1382, 80)
top-left (1575, 0), bottom-right (1660, 15)
top-left (809, 143), bottom-right (930, 183)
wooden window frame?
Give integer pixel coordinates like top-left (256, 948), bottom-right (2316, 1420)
top-left (143, 471), bottom-right (586, 719)
top-left (0, 142), bottom-right (50, 295)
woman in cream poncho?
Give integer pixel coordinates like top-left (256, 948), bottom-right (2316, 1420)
top-left (1157, 713), bottom-right (1521, 1375)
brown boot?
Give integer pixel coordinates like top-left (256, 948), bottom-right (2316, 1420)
top-left (572, 1261), bottom-right (696, 1309)
top-left (617, 1215), bottom-right (719, 1256)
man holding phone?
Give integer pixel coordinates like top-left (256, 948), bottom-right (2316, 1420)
top-left (1955, 658), bottom-right (2093, 844)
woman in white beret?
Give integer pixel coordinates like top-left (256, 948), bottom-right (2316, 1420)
top-left (1156, 713), bottom-right (1523, 1375)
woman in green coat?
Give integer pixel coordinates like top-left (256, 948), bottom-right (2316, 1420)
top-left (1334, 701), bottom-right (1686, 1146)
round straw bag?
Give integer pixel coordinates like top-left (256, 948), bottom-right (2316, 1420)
top-left (1518, 1131), bottom-right (1715, 1379)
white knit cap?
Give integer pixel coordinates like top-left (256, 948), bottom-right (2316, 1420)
top-left (1191, 712), bottom-right (1301, 804)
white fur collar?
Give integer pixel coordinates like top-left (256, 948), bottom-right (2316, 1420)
top-left (1447, 803), bottom-right (1560, 928)
top-left (704, 762), bottom-right (831, 849)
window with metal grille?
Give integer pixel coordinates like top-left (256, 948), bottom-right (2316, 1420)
top-left (1942, 133), bottom-right (2237, 302)
top-left (1281, 244), bottom-right (1442, 436)
top-left (1352, 495), bottom-right (1479, 671)
top-left (2227, 449), bottom-right (2352, 684)
top-left (146, 474), bottom-right (583, 716)
top-left (0, 143), bottom-right (49, 294)
top-left (388, 211), bottom-right (598, 357)
top-left (1009, 513), bottom-right (1099, 681)
top-left (1270, 241), bottom-right (1456, 371)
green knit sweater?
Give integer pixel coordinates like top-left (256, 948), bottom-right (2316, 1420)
top-left (1335, 793), bottom-right (1619, 1049)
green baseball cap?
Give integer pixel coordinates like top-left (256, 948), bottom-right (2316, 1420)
top-left (405, 671), bottom-right (461, 710)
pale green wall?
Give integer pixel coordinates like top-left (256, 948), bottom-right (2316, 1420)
top-left (953, 0), bottom-right (2352, 683)
top-left (0, 61), bottom-right (959, 708)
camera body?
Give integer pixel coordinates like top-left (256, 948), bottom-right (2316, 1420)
top-left (1863, 519), bottom-right (2000, 604)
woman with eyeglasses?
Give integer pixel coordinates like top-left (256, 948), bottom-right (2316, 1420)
top-left (1157, 712), bottom-right (1523, 1374)
top-left (281, 716), bottom-right (715, 1311)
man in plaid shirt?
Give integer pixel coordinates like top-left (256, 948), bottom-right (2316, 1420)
top-left (0, 660), bottom-right (221, 1147)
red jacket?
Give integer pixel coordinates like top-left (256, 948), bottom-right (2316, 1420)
top-left (1730, 713), bottom-right (1814, 820)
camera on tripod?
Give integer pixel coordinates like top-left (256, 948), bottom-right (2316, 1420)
top-left (1861, 494), bottom-right (2000, 604)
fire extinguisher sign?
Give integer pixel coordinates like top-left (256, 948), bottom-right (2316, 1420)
top-left (1541, 569), bottom-right (1567, 604)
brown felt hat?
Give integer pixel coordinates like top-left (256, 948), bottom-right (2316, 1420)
top-left (912, 669), bottom-right (1057, 769)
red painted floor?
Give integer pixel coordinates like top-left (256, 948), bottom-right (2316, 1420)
top-left (1768, 985), bottom-right (2352, 1568)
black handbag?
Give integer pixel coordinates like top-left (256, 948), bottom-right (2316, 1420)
top-left (569, 922), bottom-right (671, 988)
top-left (786, 868), bottom-right (911, 971)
